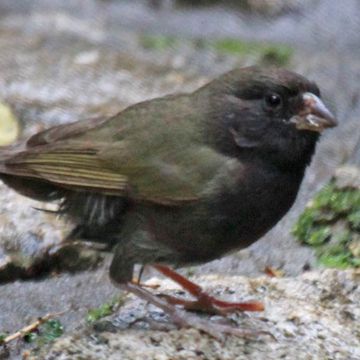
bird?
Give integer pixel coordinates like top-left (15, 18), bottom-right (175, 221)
top-left (0, 66), bottom-right (337, 337)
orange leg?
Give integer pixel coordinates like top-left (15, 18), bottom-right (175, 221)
top-left (120, 281), bottom-right (267, 340)
top-left (153, 265), bottom-right (264, 314)
top-left (131, 265), bottom-right (159, 289)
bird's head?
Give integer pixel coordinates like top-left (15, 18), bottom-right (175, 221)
top-left (201, 66), bottom-right (337, 170)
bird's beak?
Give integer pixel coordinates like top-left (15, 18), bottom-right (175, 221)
top-left (290, 93), bottom-right (337, 132)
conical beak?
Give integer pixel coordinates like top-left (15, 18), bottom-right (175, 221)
top-left (290, 93), bottom-right (337, 132)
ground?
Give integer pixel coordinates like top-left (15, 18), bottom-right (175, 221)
top-left (0, 1), bottom-right (359, 359)
top-left (36, 269), bottom-right (360, 360)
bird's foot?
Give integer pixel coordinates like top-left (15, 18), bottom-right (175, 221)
top-left (158, 293), bottom-right (263, 315)
top-left (121, 282), bottom-right (266, 340)
top-left (131, 279), bottom-right (160, 289)
top-left (153, 265), bottom-right (264, 315)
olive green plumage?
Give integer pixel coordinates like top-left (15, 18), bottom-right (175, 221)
top-left (0, 66), bottom-right (336, 282)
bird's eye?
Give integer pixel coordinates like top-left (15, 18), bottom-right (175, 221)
top-left (264, 93), bottom-right (282, 109)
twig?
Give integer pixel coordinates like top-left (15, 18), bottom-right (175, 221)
top-left (1, 310), bottom-right (67, 345)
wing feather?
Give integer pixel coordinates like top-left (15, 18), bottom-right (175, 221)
top-left (4, 150), bottom-right (128, 195)
top-left (0, 104), bottom-right (226, 205)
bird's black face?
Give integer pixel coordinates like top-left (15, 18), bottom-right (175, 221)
top-left (207, 67), bottom-right (337, 170)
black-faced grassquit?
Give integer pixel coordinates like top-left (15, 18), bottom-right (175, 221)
top-left (0, 66), bottom-right (337, 337)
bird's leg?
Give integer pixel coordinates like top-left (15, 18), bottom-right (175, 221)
top-left (131, 264), bottom-right (145, 285)
top-left (153, 265), bottom-right (264, 314)
top-left (120, 281), bottom-right (264, 340)
top-left (131, 265), bottom-right (159, 289)
top-left (109, 244), bottom-right (265, 339)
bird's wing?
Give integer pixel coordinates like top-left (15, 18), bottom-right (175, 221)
top-left (98, 141), bottom-right (224, 204)
top-left (1, 115), bottom-right (225, 205)
top-left (0, 116), bottom-right (128, 196)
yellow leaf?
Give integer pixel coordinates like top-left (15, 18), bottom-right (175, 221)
top-left (0, 102), bottom-right (20, 146)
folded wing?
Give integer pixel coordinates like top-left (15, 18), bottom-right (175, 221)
top-left (0, 115), bottom-right (224, 205)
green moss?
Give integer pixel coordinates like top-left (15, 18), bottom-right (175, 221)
top-left (211, 38), bottom-right (293, 65)
top-left (212, 39), bottom-right (292, 65)
top-left (140, 35), bottom-right (178, 50)
top-left (307, 226), bottom-right (331, 246)
top-left (319, 250), bottom-right (352, 269)
top-left (0, 333), bottom-right (7, 344)
top-left (351, 257), bottom-right (360, 267)
top-left (23, 319), bottom-right (63, 346)
top-left (86, 297), bottom-right (124, 324)
top-left (213, 38), bottom-right (258, 55)
top-left (23, 332), bottom-right (38, 344)
top-left (293, 180), bottom-right (360, 269)
top-left (260, 45), bottom-right (293, 66)
top-left (348, 210), bottom-right (360, 230)
top-left (139, 33), bottom-right (292, 66)
top-left (313, 182), bottom-right (360, 213)
top-left (293, 209), bottom-right (321, 242)
top-left (40, 319), bottom-right (63, 343)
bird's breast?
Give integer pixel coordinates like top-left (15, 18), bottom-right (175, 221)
top-left (135, 160), bottom-right (304, 266)
top-left (201, 161), bottom-right (303, 257)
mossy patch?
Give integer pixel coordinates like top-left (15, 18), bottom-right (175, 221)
top-left (260, 45), bottom-right (293, 66)
top-left (139, 34), bottom-right (293, 66)
top-left (0, 319), bottom-right (63, 354)
top-left (12, 319), bottom-right (64, 347)
top-left (293, 181), bottom-right (360, 268)
top-left (0, 333), bottom-right (7, 344)
top-left (212, 39), bottom-right (293, 65)
top-left (86, 297), bottom-right (125, 324)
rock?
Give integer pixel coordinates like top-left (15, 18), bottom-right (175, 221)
top-left (33, 269), bottom-right (360, 360)
top-left (335, 166), bottom-right (360, 189)
top-left (0, 186), bottom-right (104, 282)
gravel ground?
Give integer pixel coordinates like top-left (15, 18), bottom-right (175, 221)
top-left (34, 269), bottom-right (360, 360)
top-left (0, 1), bottom-right (359, 358)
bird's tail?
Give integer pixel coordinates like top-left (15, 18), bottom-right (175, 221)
top-left (0, 142), bottom-right (63, 202)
